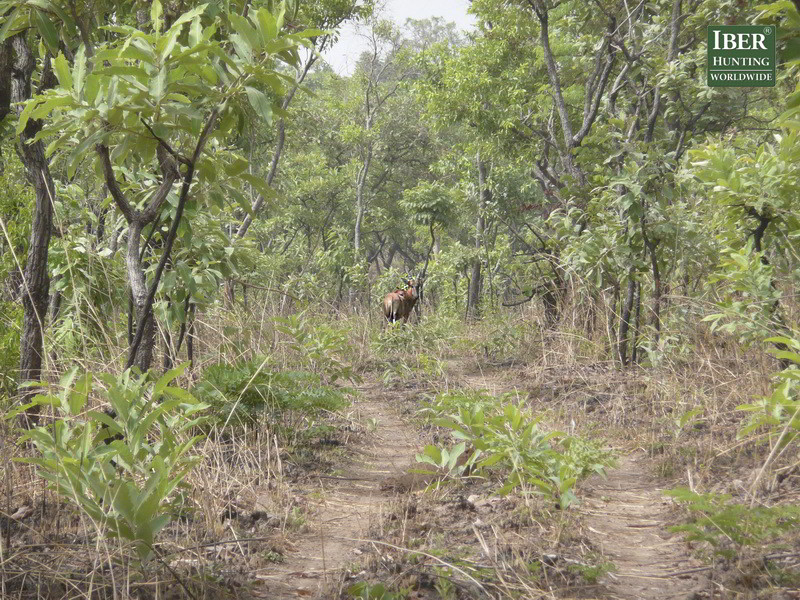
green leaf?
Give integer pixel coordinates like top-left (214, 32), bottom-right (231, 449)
top-left (53, 52), bottom-right (72, 90)
top-left (189, 15), bottom-right (202, 46)
top-left (84, 73), bottom-right (100, 104)
top-left (230, 33), bottom-right (253, 63)
top-left (0, 7), bottom-right (22, 43)
top-left (158, 25), bottom-right (181, 61)
top-left (68, 373), bottom-right (92, 414)
top-left (73, 44), bottom-right (87, 95)
top-left (34, 9), bottom-right (60, 53)
top-left (162, 387), bottom-right (197, 403)
top-left (153, 363), bottom-right (188, 399)
top-left (245, 86), bottom-right (272, 124)
top-left (255, 8), bottom-right (277, 43)
top-left (172, 4), bottom-right (208, 29)
top-left (224, 156), bottom-right (249, 176)
top-left (239, 173), bottom-right (277, 204)
top-left (227, 185), bottom-right (255, 217)
top-left (478, 453), bottom-right (506, 468)
top-left (150, 66), bottom-right (167, 102)
top-left (229, 13), bottom-right (261, 51)
top-left (151, 0), bottom-right (163, 33)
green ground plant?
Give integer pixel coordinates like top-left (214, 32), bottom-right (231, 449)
top-left (347, 581), bottom-right (410, 600)
top-left (738, 336), bottom-right (800, 448)
top-left (11, 364), bottom-right (207, 561)
top-left (419, 390), bottom-right (615, 508)
top-left (666, 334), bottom-right (799, 562)
top-left (665, 488), bottom-right (799, 560)
top-left (192, 356), bottom-right (350, 441)
top-left (0, 303), bottom-right (21, 406)
top-left (275, 312), bottom-right (360, 385)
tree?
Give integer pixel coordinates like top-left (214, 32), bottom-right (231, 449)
top-left (17, 0), bottom-right (316, 372)
top-left (235, 0), bottom-right (373, 238)
top-left (1, 32), bottom-right (57, 424)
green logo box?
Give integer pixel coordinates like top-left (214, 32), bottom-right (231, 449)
top-left (707, 25), bottom-right (776, 87)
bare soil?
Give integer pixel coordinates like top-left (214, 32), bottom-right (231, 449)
top-left (249, 382), bottom-right (425, 598)
top-left (581, 451), bottom-right (709, 600)
top-left (240, 362), bottom-right (773, 599)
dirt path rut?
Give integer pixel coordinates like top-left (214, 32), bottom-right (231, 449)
top-left (583, 451), bottom-right (709, 600)
top-left (252, 384), bottom-right (421, 598)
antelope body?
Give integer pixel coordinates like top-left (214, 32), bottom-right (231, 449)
top-left (383, 279), bottom-right (420, 324)
top-left (381, 223), bottom-right (436, 325)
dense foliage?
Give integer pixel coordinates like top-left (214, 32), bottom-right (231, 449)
top-left (0, 0), bottom-right (798, 595)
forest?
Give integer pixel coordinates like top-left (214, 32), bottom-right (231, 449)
top-left (0, 0), bottom-right (798, 598)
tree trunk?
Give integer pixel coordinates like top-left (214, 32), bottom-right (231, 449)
top-left (125, 221), bottom-right (155, 371)
top-left (467, 153), bottom-right (489, 320)
top-left (49, 276), bottom-right (62, 323)
top-left (163, 324), bottom-right (173, 371)
top-left (384, 244), bottom-right (397, 269)
top-left (648, 241), bottom-right (661, 344)
top-left (618, 269), bottom-right (636, 366)
top-left (10, 35), bottom-right (55, 426)
top-left (632, 281), bottom-right (641, 364)
top-left (354, 141), bottom-right (372, 259)
top-left (186, 303), bottom-right (195, 366)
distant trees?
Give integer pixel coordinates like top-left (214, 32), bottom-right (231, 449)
top-left (1, 0), bottom-right (796, 406)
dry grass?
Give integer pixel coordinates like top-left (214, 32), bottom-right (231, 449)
top-left (1, 290), bottom-right (798, 599)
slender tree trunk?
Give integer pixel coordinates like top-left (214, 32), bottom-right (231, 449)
top-left (163, 324), bottom-right (173, 371)
top-left (468, 154), bottom-right (489, 319)
top-left (607, 282), bottom-right (619, 358)
top-left (648, 240), bottom-right (661, 344)
top-left (125, 221), bottom-right (155, 371)
top-left (49, 276), bottom-right (62, 323)
top-left (384, 244), bottom-right (397, 269)
top-left (632, 281), bottom-right (641, 364)
top-left (543, 288), bottom-right (558, 326)
top-left (10, 35), bottom-right (55, 426)
top-left (186, 303), bottom-right (195, 366)
top-left (354, 139), bottom-right (372, 259)
top-left (224, 279), bottom-right (235, 307)
top-left (467, 233), bottom-right (483, 319)
top-left (618, 269), bottom-right (636, 366)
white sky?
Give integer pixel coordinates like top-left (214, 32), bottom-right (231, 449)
top-left (322, 0), bottom-right (475, 75)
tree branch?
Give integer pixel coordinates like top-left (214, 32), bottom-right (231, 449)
top-left (96, 144), bottom-right (135, 223)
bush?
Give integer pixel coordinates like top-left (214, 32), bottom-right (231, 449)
top-left (0, 302), bottom-right (21, 406)
top-left (419, 390), bottom-right (615, 508)
top-left (13, 364), bottom-right (207, 561)
top-left (192, 356), bottom-right (350, 437)
top-left (665, 488), bottom-right (800, 559)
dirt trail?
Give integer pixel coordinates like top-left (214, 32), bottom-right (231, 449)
top-left (582, 451), bottom-right (709, 600)
top-left (459, 367), bottom-right (709, 599)
top-left (252, 383), bottom-right (422, 599)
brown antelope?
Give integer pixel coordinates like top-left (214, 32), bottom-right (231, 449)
top-left (383, 279), bottom-right (421, 324)
top-left (382, 223), bottom-right (437, 324)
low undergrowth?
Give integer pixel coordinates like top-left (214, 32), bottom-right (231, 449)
top-left (417, 389), bottom-right (615, 508)
top-left (1, 299), bottom-right (798, 599)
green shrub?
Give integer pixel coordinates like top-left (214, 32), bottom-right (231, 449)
top-left (737, 335), bottom-right (799, 448)
top-left (665, 488), bottom-right (800, 559)
top-left (0, 302), bottom-right (21, 406)
top-left (275, 312), bottom-right (359, 385)
top-left (419, 390), bottom-right (615, 508)
top-left (666, 335), bottom-right (800, 561)
top-left (373, 313), bottom-right (462, 358)
top-left (347, 581), bottom-right (410, 600)
top-left (12, 364), bottom-right (207, 561)
top-left (192, 357), bottom-right (350, 436)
